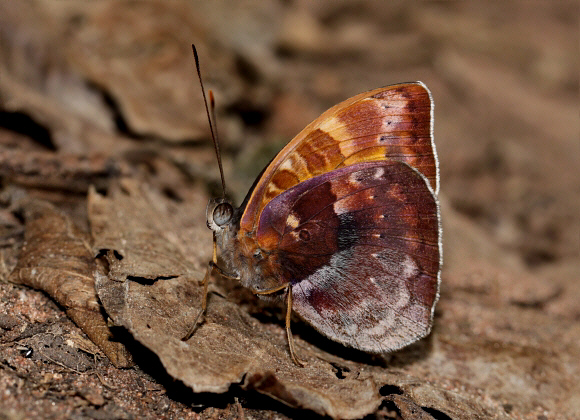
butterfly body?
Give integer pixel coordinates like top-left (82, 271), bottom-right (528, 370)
top-left (206, 82), bottom-right (441, 358)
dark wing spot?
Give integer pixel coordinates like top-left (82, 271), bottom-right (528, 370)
top-left (380, 135), bottom-right (396, 143)
top-left (337, 212), bottom-right (359, 251)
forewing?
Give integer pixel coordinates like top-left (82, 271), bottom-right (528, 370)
top-left (240, 82), bottom-right (437, 237)
top-left (256, 161), bottom-right (441, 353)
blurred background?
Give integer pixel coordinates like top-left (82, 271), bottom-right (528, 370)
top-left (1, 1), bottom-right (578, 418)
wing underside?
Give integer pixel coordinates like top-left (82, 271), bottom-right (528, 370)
top-left (256, 160), bottom-right (441, 352)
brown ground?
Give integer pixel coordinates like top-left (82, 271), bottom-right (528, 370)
top-left (0, 1), bottom-right (578, 419)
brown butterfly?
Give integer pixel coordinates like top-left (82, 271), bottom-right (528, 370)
top-left (191, 46), bottom-right (441, 366)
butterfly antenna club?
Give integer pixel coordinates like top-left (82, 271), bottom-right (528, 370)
top-left (192, 44), bottom-right (227, 198)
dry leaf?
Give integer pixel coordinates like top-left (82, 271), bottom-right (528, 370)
top-left (385, 394), bottom-right (436, 420)
top-left (0, 149), bottom-right (126, 193)
top-left (88, 180), bottom-right (197, 282)
top-left (9, 198), bottom-right (132, 368)
top-left (60, 2), bottom-right (216, 141)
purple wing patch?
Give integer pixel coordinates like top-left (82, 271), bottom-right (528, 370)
top-left (255, 160), bottom-right (441, 353)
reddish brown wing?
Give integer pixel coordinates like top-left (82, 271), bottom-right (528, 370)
top-left (240, 82), bottom-right (437, 243)
top-left (255, 160), bottom-right (441, 352)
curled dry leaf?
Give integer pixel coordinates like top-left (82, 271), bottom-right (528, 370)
top-left (9, 198), bottom-right (133, 368)
top-left (87, 179), bottom-right (502, 419)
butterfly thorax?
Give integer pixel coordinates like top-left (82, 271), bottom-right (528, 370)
top-left (206, 198), bottom-right (287, 295)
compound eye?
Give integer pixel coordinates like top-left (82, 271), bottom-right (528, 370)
top-left (213, 202), bottom-right (233, 226)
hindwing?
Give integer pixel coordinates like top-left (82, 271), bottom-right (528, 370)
top-left (254, 160), bottom-right (440, 352)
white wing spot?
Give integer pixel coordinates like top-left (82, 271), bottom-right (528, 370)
top-left (286, 213), bottom-right (300, 229)
top-left (349, 171), bottom-right (362, 185)
top-left (333, 201), bottom-right (349, 215)
top-left (402, 255), bottom-right (418, 279)
top-left (279, 156), bottom-right (295, 172)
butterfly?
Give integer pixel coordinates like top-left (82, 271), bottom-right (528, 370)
top-left (192, 47), bottom-right (442, 366)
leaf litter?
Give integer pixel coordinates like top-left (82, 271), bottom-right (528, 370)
top-left (9, 197), bottom-right (133, 368)
top-left (8, 174), bottom-right (576, 419)
top-left (88, 178), bottom-right (396, 419)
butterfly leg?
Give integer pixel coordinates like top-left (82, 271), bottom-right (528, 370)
top-left (254, 283), bottom-right (304, 367)
top-left (183, 233), bottom-right (239, 341)
top-left (284, 285), bottom-right (305, 367)
top-left (182, 232), bottom-right (218, 341)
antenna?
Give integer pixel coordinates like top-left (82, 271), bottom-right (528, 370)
top-left (192, 44), bottom-right (226, 198)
